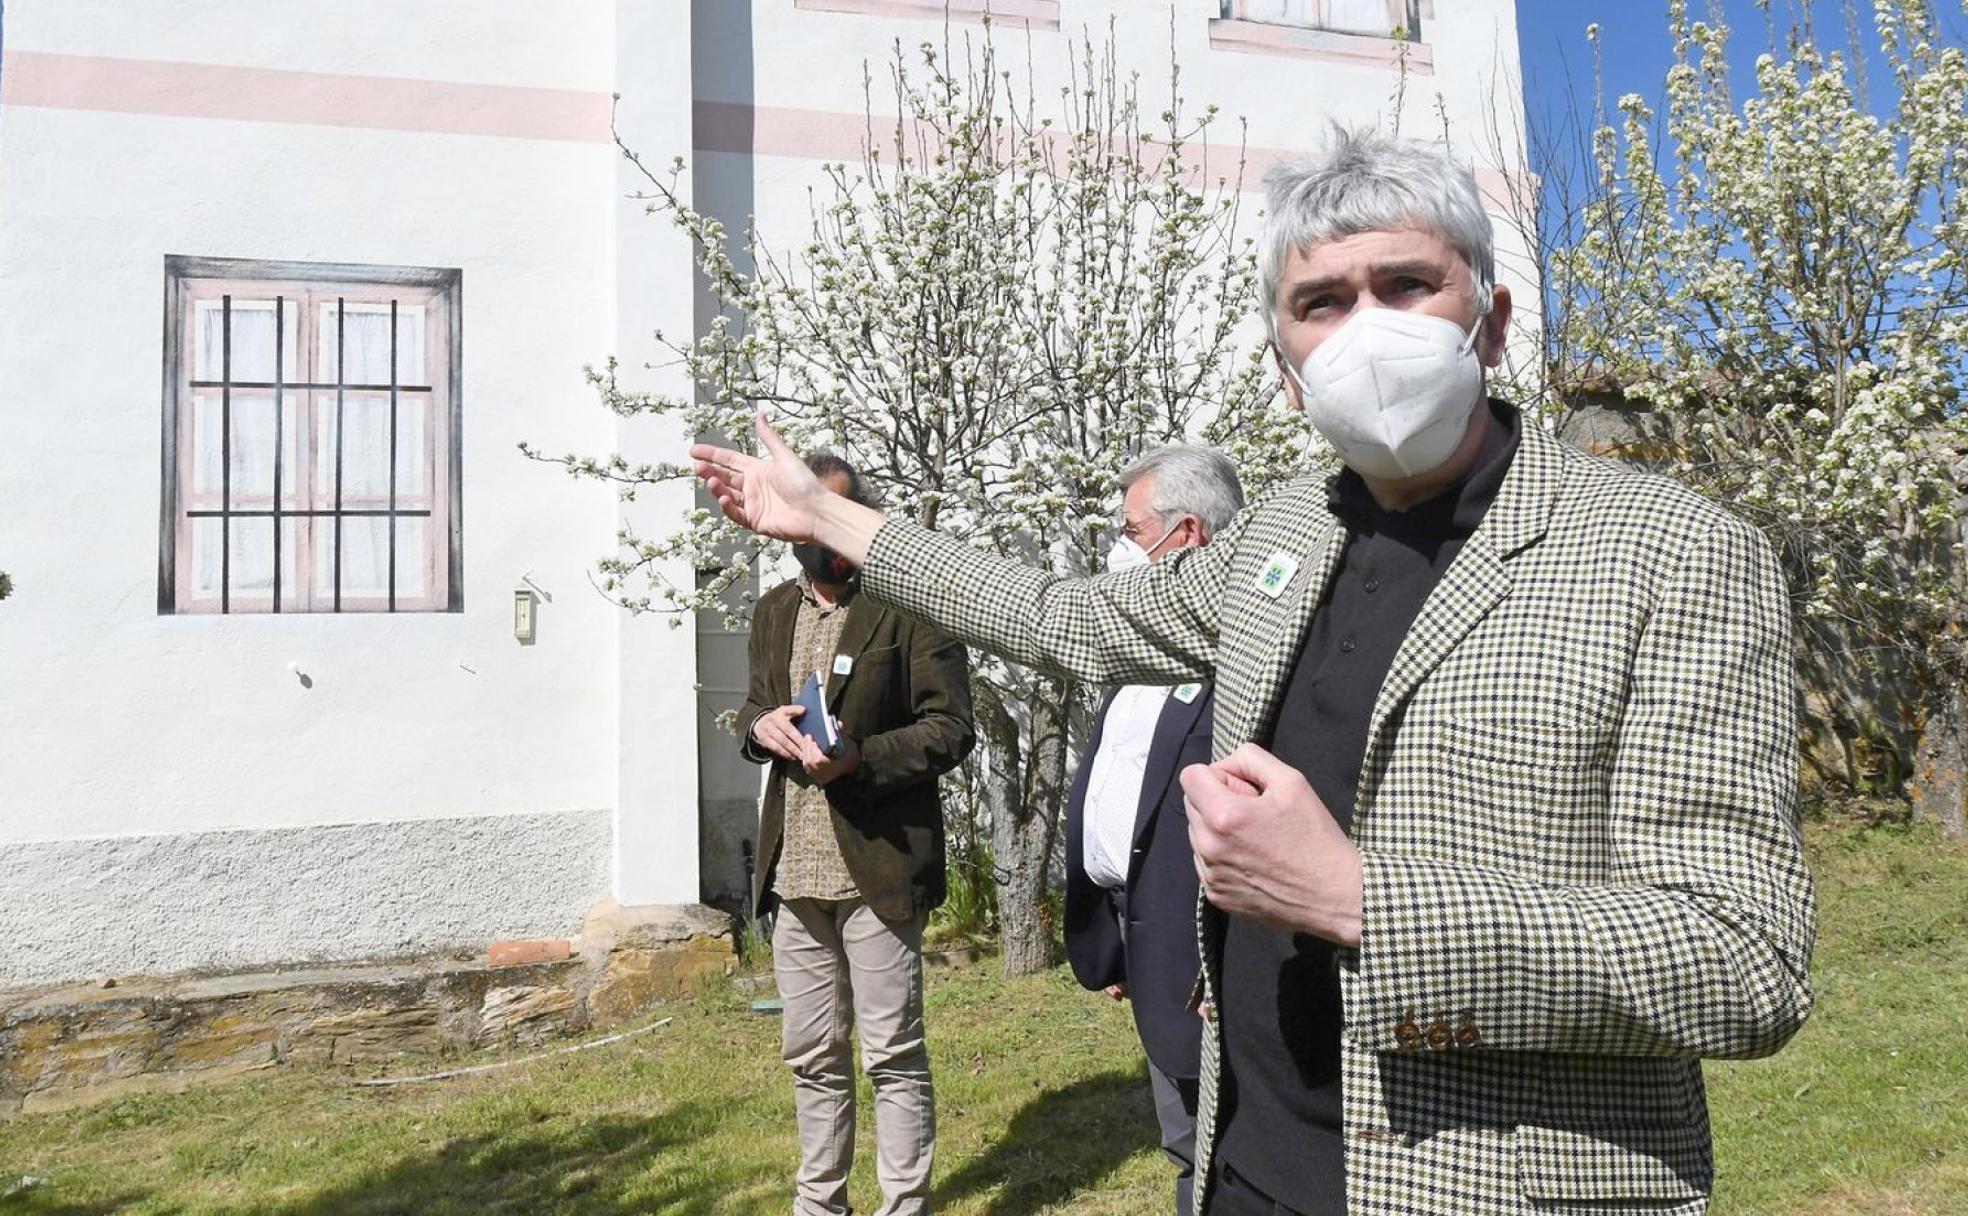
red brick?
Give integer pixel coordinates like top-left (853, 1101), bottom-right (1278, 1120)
top-left (487, 939), bottom-right (572, 968)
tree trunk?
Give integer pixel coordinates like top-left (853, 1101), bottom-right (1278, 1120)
top-left (1011, 683), bottom-right (1070, 976)
top-left (975, 676), bottom-right (1067, 977)
top-left (1912, 684), bottom-right (1968, 839)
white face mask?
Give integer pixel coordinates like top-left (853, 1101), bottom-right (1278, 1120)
top-left (1283, 308), bottom-right (1486, 481)
top-left (1107, 524), bottom-right (1180, 572)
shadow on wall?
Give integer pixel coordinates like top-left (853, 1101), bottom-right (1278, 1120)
top-left (690, 0), bottom-right (766, 917)
top-left (937, 1067), bottom-right (1161, 1216)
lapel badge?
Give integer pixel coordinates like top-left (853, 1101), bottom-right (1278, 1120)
top-left (1255, 552), bottom-right (1299, 599)
top-left (832, 653), bottom-right (855, 676)
top-left (1173, 683), bottom-right (1202, 704)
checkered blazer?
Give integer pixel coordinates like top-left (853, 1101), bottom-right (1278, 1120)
top-left (862, 415), bottom-right (1817, 1214)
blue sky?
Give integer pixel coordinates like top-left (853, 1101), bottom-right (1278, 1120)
top-left (1509, 0), bottom-right (1968, 220)
top-left (1513, 0), bottom-right (1968, 151)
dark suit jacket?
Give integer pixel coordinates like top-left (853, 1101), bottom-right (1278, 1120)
top-left (738, 579), bottom-right (974, 924)
top-left (1065, 684), bottom-right (1212, 1081)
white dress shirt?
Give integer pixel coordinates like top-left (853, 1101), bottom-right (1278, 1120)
top-left (1081, 684), bottom-right (1172, 890)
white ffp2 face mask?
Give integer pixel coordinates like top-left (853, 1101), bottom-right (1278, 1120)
top-left (1106, 524), bottom-right (1179, 572)
top-left (1284, 308), bottom-right (1486, 481)
top-left (1107, 537), bottom-right (1151, 573)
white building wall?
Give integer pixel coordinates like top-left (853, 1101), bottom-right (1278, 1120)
top-left (0, 1), bottom-right (696, 987)
top-left (612, 0), bottom-right (709, 909)
top-left (701, 0), bottom-right (1536, 386)
top-left (0, 0), bottom-right (1532, 988)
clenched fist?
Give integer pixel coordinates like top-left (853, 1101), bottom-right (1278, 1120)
top-left (1181, 742), bottom-right (1363, 947)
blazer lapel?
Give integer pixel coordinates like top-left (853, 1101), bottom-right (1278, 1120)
top-left (1132, 685), bottom-right (1208, 853)
top-left (825, 591), bottom-right (883, 710)
top-left (1356, 418), bottom-right (1565, 820)
top-left (1240, 495), bottom-right (1347, 745)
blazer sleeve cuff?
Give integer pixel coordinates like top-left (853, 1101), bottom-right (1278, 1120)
top-left (1343, 852), bottom-right (1604, 1057)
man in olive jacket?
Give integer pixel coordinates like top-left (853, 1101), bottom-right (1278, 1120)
top-left (737, 453), bottom-right (974, 1216)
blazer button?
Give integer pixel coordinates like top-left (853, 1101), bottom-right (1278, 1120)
top-left (1425, 1020), bottom-right (1453, 1051)
top-left (1455, 1023), bottom-right (1482, 1048)
top-left (1394, 1018), bottom-right (1421, 1051)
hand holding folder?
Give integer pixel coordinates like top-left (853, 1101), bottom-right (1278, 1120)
top-left (793, 670), bottom-right (843, 759)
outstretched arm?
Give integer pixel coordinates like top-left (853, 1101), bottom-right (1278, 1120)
top-left (694, 413), bottom-right (1237, 687)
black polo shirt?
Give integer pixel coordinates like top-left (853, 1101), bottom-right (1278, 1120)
top-left (1214, 399), bottom-right (1520, 1213)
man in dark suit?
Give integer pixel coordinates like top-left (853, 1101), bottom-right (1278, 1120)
top-left (1065, 445), bottom-right (1244, 1216)
top-left (737, 452), bottom-right (974, 1216)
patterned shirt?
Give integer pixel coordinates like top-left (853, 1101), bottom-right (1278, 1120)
top-left (772, 574), bottom-right (861, 902)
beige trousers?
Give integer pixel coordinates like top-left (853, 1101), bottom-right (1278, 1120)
top-left (773, 897), bottom-right (935, 1216)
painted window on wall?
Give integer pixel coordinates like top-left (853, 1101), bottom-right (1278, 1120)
top-left (159, 257), bottom-right (463, 614)
top-left (1221, 0), bottom-right (1421, 40)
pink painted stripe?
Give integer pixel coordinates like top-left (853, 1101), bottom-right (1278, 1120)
top-left (0, 51), bottom-right (612, 144)
top-left (794, 0), bottom-right (1061, 30)
top-left (694, 99), bottom-right (1534, 215)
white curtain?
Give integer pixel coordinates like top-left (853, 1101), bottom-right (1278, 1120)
top-left (315, 518), bottom-right (423, 602)
top-left (1324, 0), bottom-right (1395, 35)
top-left (312, 396), bottom-right (427, 500)
top-left (1232, 0), bottom-right (1318, 23)
top-left (190, 516), bottom-right (224, 597)
top-left (318, 301), bottom-right (426, 386)
top-left (195, 299), bottom-right (299, 383)
top-left (316, 516), bottom-right (392, 600)
top-left (190, 394), bottom-right (301, 501)
top-left (395, 518), bottom-right (427, 598)
top-left (191, 517), bottom-right (297, 602)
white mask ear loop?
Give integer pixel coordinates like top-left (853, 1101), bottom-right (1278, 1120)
top-left (1465, 280), bottom-right (1497, 355)
top-left (1268, 315), bottom-right (1310, 397)
top-left (1141, 521), bottom-right (1183, 560)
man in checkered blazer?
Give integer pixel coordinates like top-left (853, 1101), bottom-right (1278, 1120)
top-left (694, 128), bottom-right (1816, 1215)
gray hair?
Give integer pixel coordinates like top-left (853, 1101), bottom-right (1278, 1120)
top-left (1120, 445), bottom-right (1245, 538)
top-left (1258, 127), bottom-right (1496, 327)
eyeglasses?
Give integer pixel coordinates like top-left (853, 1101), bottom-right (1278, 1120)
top-left (1119, 514), bottom-right (1191, 555)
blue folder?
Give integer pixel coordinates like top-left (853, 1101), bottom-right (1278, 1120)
top-left (794, 670), bottom-right (842, 758)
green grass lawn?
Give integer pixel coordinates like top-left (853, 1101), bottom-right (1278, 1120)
top-left (1, 811), bottom-right (1963, 1215)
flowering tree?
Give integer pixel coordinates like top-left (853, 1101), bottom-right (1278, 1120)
top-left (531, 29), bottom-right (1292, 972)
top-left (1545, 0), bottom-right (1968, 824)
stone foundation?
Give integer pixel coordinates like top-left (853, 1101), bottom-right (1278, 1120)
top-left (0, 903), bottom-right (735, 1116)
